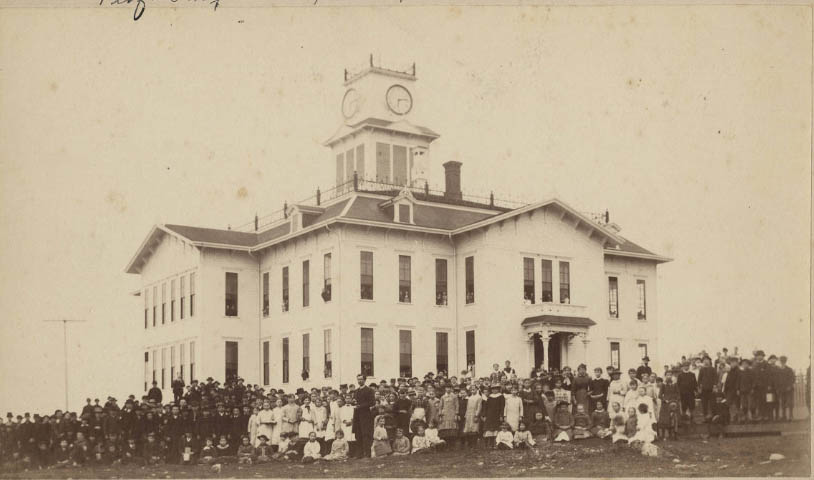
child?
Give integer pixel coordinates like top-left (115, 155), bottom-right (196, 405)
top-left (572, 404), bottom-right (593, 440)
top-left (425, 420), bottom-right (446, 450)
top-left (302, 432), bottom-right (322, 463)
top-left (143, 432), bottom-right (163, 465)
top-left (121, 438), bottom-right (141, 465)
top-left (611, 411), bottom-right (628, 444)
top-left (236, 436), bottom-right (255, 464)
top-left (51, 439), bottom-right (72, 468)
top-left (528, 411), bottom-right (551, 444)
top-left (503, 386), bottom-right (524, 432)
top-left (494, 422), bottom-right (514, 449)
top-left (391, 428), bottom-right (411, 455)
top-left (71, 432), bottom-right (90, 466)
top-left (542, 390), bottom-right (558, 422)
top-left (709, 391), bottom-right (730, 439)
top-left (198, 438), bottom-right (217, 465)
top-left (276, 432), bottom-right (300, 461)
top-left (658, 401), bottom-right (679, 440)
top-left (102, 442), bottom-right (120, 466)
top-left (371, 416), bottom-right (392, 457)
top-left (411, 424), bottom-right (432, 454)
top-left (623, 407), bottom-right (638, 442)
top-left (178, 431), bottom-right (198, 465)
top-left (254, 435), bottom-right (273, 463)
top-left (631, 403), bottom-right (656, 444)
top-left (589, 401), bottom-right (612, 439)
top-left (513, 421), bottom-right (535, 449)
top-left (323, 430), bottom-right (349, 461)
top-left (552, 401), bottom-right (574, 442)
top-left (623, 381), bottom-right (640, 413)
top-left (215, 435), bottom-right (232, 462)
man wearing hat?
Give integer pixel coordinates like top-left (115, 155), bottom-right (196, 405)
top-left (777, 355), bottom-right (796, 421)
top-left (636, 356), bottom-right (652, 380)
top-left (752, 350), bottom-right (769, 421)
top-left (676, 361), bottom-right (698, 421)
top-left (352, 374), bottom-right (375, 458)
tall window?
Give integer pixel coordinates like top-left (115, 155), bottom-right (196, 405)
top-left (282, 338), bottom-right (289, 383)
top-left (360, 251), bottom-right (373, 300)
top-left (161, 348), bottom-right (166, 389)
top-left (144, 289), bottom-right (148, 329)
top-left (398, 255), bottom-right (411, 303)
top-left (225, 341), bottom-right (238, 381)
top-left (152, 286), bottom-right (157, 327)
top-left (559, 261), bottom-right (570, 304)
top-left (262, 341), bottom-right (269, 386)
top-left (189, 341), bottom-right (195, 382)
top-left (323, 253), bottom-right (332, 302)
top-left (335, 153), bottom-right (344, 186)
top-left (523, 257), bottom-right (535, 303)
top-left (171, 279), bottom-right (176, 321)
top-left (435, 259), bottom-right (448, 305)
top-left (638, 343), bottom-right (648, 359)
top-left (375, 142), bottom-right (391, 183)
top-left (170, 346), bottom-right (175, 380)
top-left (465, 330), bottom-right (476, 367)
top-left (189, 272), bottom-right (195, 317)
top-left (180, 343), bottom-right (185, 381)
top-left (637, 280), bottom-right (647, 320)
top-left (393, 145), bottom-right (408, 185)
top-left (610, 341), bottom-right (620, 370)
top-left (323, 329), bottom-right (332, 378)
top-left (541, 260), bottom-right (553, 302)
top-left (436, 332), bottom-right (449, 374)
top-left (161, 283), bottom-right (166, 324)
top-left (302, 333), bottom-right (310, 378)
top-left (465, 256), bottom-right (475, 304)
top-left (152, 349), bottom-right (157, 383)
top-left (302, 260), bottom-right (310, 307)
top-left (608, 277), bottom-right (619, 318)
top-left (262, 272), bottom-right (269, 317)
top-left (144, 352), bottom-right (149, 391)
top-left (356, 144), bottom-right (365, 179)
top-left (360, 327), bottom-right (374, 377)
top-left (180, 276), bottom-right (186, 320)
top-left (225, 272), bottom-right (238, 316)
top-left (399, 330), bottom-right (412, 378)
top-left (398, 204), bottom-right (411, 223)
top-left (281, 267), bottom-right (289, 312)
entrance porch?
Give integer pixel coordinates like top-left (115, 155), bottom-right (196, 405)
top-left (522, 314), bottom-right (596, 373)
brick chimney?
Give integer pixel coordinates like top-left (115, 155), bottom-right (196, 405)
top-left (443, 161), bottom-right (462, 201)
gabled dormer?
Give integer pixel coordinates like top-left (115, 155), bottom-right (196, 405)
top-left (378, 187), bottom-right (415, 224)
top-left (287, 204), bottom-right (326, 233)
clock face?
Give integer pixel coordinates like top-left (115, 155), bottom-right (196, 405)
top-left (342, 89), bottom-right (360, 119)
top-left (386, 84), bottom-right (413, 115)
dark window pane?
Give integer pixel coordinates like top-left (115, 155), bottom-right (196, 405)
top-left (435, 259), bottom-right (448, 305)
top-left (465, 330), bottom-right (475, 367)
top-left (225, 341), bottom-right (238, 381)
top-left (637, 280), bottom-right (647, 320)
top-left (436, 332), bottom-right (448, 374)
top-left (361, 328), bottom-right (374, 377)
top-left (282, 267), bottom-right (289, 312)
top-left (225, 272), bottom-right (238, 316)
top-left (262, 272), bottom-right (269, 317)
top-left (559, 261), bottom-right (570, 304)
top-left (398, 255), bottom-right (411, 303)
top-left (465, 256), bottom-right (475, 304)
top-left (608, 277), bottom-right (619, 317)
top-left (399, 330), bottom-right (412, 378)
top-left (282, 338), bottom-right (289, 383)
top-left (360, 251), bottom-right (373, 300)
top-left (523, 257), bottom-right (535, 304)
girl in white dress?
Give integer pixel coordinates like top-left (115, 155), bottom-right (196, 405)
top-left (312, 397), bottom-right (329, 442)
top-left (298, 397), bottom-right (316, 438)
top-left (270, 397), bottom-right (284, 447)
top-left (502, 386), bottom-right (524, 432)
top-left (256, 401), bottom-right (275, 447)
top-left (339, 396), bottom-right (356, 442)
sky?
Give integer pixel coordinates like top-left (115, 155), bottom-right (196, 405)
top-left (0, 4), bottom-right (810, 414)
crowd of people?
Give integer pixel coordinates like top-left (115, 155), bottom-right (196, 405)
top-left (0, 347), bottom-right (807, 472)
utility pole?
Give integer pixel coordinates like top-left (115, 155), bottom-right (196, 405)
top-left (43, 319), bottom-right (86, 411)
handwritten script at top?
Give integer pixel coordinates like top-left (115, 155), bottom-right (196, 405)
top-left (100, 0), bottom-right (221, 22)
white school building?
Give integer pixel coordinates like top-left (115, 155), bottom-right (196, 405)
top-left (125, 59), bottom-right (671, 396)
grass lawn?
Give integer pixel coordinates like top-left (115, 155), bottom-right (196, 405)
top-left (1, 434), bottom-right (809, 478)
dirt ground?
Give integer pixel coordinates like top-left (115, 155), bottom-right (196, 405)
top-left (1, 434), bottom-right (810, 478)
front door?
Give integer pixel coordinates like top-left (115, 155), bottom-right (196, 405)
top-left (548, 333), bottom-right (562, 371)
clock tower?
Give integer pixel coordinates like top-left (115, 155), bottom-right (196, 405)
top-left (324, 56), bottom-right (439, 189)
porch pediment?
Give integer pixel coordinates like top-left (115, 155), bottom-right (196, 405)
top-left (522, 315), bottom-right (596, 329)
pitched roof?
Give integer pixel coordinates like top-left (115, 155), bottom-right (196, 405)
top-left (127, 193), bottom-right (670, 273)
top-left (323, 117), bottom-right (440, 146)
top-left (164, 224), bottom-right (257, 247)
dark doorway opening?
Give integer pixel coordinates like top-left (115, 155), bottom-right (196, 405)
top-left (533, 334), bottom-right (545, 370)
top-left (548, 333), bottom-right (562, 371)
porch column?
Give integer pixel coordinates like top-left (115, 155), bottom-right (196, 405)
top-left (539, 330), bottom-right (551, 372)
top-left (578, 332), bottom-right (589, 365)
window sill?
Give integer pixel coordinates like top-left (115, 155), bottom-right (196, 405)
top-left (608, 316), bottom-right (620, 321)
top-left (398, 302), bottom-right (412, 306)
top-left (359, 299), bottom-right (375, 303)
top-left (434, 304), bottom-right (449, 308)
top-left (464, 302), bottom-right (476, 306)
top-left (224, 316), bottom-right (240, 320)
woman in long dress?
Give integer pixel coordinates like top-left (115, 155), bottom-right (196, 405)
top-left (248, 406), bottom-right (261, 447)
top-left (572, 364), bottom-right (591, 413)
top-left (256, 400), bottom-right (274, 447)
top-left (462, 385), bottom-right (482, 448)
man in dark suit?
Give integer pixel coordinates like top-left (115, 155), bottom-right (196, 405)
top-left (723, 357), bottom-right (741, 423)
top-left (147, 381), bottom-right (163, 405)
top-left (697, 356), bottom-right (718, 420)
top-left (352, 374), bottom-right (374, 458)
top-left (636, 357), bottom-right (653, 381)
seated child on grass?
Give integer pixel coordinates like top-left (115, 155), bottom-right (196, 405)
top-left (391, 428), bottom-right (411, 455)
top-left (302, 432), bottom-right (322, 463)
top-left (572, 404), bottom-right (593, 440)
top-left (411, 424), bottom-right (433, 454)
top-left (323, 430), bottom-right (349, 461)
top-left (512, 421), bottom-right (535, 449)
top-left (590, 402), bottom-right (612, 439)
top-left (495, 422), bottom-right (514, 450)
